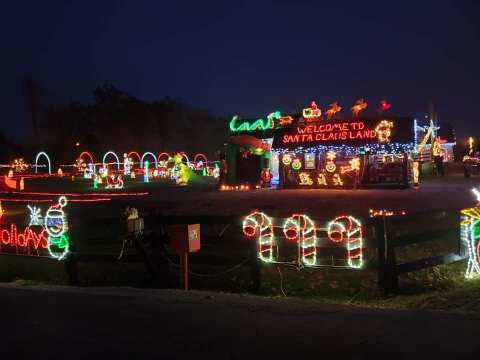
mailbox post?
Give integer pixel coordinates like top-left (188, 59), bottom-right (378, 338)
top-left (168, 224), bottom-right (200, 290)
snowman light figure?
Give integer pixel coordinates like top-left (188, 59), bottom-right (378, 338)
top-left (45, 196), bottom-right (69, 260)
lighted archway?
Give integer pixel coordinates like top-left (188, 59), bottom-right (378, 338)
top-left (127, 151), bottom-right (141, 166)
top-left (193, 153), bottom-right (208, 166)
top-left (77, 151), bottom-right (94, 165)
top-left (34, 151), bottom-right (52, 174)
top-left (181, 152), bottom-right (190, 165)
top-left (102, 151), bottom-right (120, 170)
top-left (157, 152), bottom-right (171, 163)
top-left (141, 152), bottom-right (158, 168)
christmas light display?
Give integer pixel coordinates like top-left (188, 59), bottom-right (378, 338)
top-left (123, 153), bottom-right (131, 176)
top-left (302, 101), bottom-right (322, 119)
top-left (325, 102), bottom-right (342, 120)
top-left (283, 214), bottom-right (317, 266)
top-left (141, 152), bottom-right (158, 168)
top-left (378, 100), bottom-right (391, 114)
top-left (34, 152), bottom-right (52, 174)
top-left (327, 215), bottom-right (363, 268)
top-left (460, 188), bottom-right (480, 279)
top-left (193, 153), bottom-right (208, 169)
top-left (102, 151), bottom-right (120, 170)
top-left (157, 152), bottom-right (171, 163)
top-left (143, 161), bottom-right (150, 183)
top-left (243, 211), bottom-right (275, 262)
top-left (0, 196), bottom-right (69, 260)
top-left (375, 120), bottom-right (394, 143)
top-left (351, 98), bottom-right (367, 117)
top-left (291, 158), bottom-right (302, 171)
top-left (230, 115), bottom-right (274, 133)
top-left (298, 172), bottom-right (313, 185)
top-left (106, 174), bottom-right (124, 189)
top-left (11, 158), bottom-right (28, 172)
top-left (127, 151), bottom-right (141, 165)
top-left (77, 151), bottom-right (94, 165)
top-left (243, 211), bottom-right (364, 268)
top-left (282, 154), bottom-right (292, 166)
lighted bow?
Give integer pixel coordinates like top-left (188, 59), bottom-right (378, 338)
top-left (325, 102), bottom-right (342, 120)
top-left (351, 99), bottom-right (367, 117)
top-left (378, 100), bottom-right (391, 115)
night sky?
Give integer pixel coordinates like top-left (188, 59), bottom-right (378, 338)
top-left (1, 0), bottom-right (479, 143)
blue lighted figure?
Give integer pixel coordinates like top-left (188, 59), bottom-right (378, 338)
top-left (143, 161), bottom-right (150, 183)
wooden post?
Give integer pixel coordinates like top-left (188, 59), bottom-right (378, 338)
top-left (376, 215), bottom-right (398, 296)
top-left (250, 236), bottom-right (261, 294)
top-left (179, 252), bottom-right (188, 290)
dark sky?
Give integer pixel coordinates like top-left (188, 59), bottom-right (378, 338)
top-left (1, 0), bottom-right (479, 143)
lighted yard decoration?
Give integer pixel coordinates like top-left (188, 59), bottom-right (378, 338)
top-left (325, 102), bottom-right (342, 120)
top-left (102, 151), bottom-right (120, 170)
top-left (141, 152), bottom-right (158, 169)
top-left (11, 158), bottom-right (28, 172)
top-left (378, 100), bottom-right (391, 114)
top-left (351, 98), bottom-right (367, 117)
top-left (460, 188), bottom-right (480, 278)
top-left (243, 211), bottom-right (364, 268)
top-left (0, 196), bottom-right (69, 260)
top-left (34, 151), bottom-right (52, 174)
top-left (302, 101), bottom-right (322, 119)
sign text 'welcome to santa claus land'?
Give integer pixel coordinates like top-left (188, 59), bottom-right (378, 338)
top-left (281, 121), bottom-right (377, 145)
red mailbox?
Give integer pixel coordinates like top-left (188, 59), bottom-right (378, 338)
top-left (169, 224), bottom-right (201, 253)
top-left (168, 224), bottom-right (201, 291)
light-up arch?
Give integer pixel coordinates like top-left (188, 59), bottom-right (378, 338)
top-left (141, 152), bottom-right (158, 168)
top-left (181, 152), bottom-right (190, 165)
top-left (35, 151), bottom-right (51, 174)
top-left (193, 153), bottom-right (208, 166)
top-left (127, 151), bottom-right (141, 166)
top-left (157, 152), bottom-right (171, 163)
top-left (102, 151), bottom-right (121, 170)
top-left (77, 151), bottom-right (94, 165)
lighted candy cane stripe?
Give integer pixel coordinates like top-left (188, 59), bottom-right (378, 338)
top-left (283, 214), bottom-right (317, 266)
top-left (102, 151), bottom-right (120, 170)
top-left (243, 211), bottom-right (275, 262)
top-left (141, 152), bottom-right (158, 168)
top-left (460, 207), bottom-right (480, 278)
top-left (34, 151), bottom-right (51, 174)
top-left (327, 215), bottom-right (363, 268)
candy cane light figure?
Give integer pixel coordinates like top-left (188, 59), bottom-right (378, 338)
top-left (243, 211), bottom-right (276, 263)
top-left (283, 214), bottom-right (317, 266)
top-left (327, 215), bottom-right (363, 268)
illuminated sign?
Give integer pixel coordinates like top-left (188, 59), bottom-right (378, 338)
top-left (230, 111), bottom-right (294, 133)
top-left (0, 197), bottom-right (69, 260)
top-left (273, 117), bottom-right (414, 150)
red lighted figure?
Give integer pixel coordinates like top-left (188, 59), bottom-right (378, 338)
top-left (260, 168), bottom-right (272, 187)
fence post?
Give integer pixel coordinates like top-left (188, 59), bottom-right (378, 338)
top-left (376, 215), bottom-right (398, 296)
top-left (250, 237), bottom-right (261, 294)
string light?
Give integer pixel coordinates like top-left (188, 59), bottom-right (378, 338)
top-left (298, 172), bottom-right (313, 185)
top-left (302, 101), bottom-right (322, 119)
top-left (230, 115), bottom-right (274, 133)
top-left (291, 158), bottom-right (302, 171)
top-left (351, 98), bottom-right (367, 117)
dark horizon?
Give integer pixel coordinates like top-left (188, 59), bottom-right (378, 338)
top-left (2, 0), bottom-right (479, 144)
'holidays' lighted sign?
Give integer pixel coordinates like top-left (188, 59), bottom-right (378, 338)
top-left (0, 197), bottom-right (70, 260)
